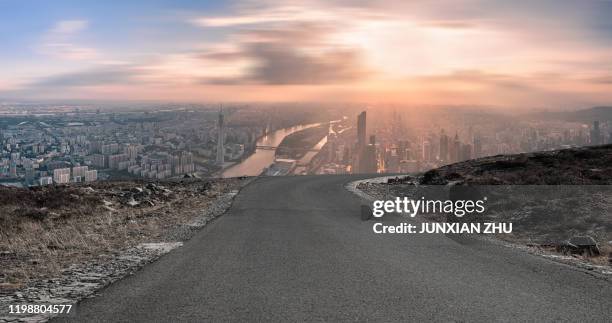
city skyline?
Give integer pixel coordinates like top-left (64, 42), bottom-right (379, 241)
top-left (1, 0), bottom-right (612, 107)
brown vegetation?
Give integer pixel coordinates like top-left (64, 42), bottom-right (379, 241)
top-left (0, 178), bottom-right (246, 289)
top-left (420, 144), bottom-right (612, 185)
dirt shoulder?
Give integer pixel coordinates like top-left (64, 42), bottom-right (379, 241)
top-left (352, 178), bottom-right (612, 274)
top-left (0, 177), bottom-right (251, 322)
top-left (348, 145), bottom-right (612, 272)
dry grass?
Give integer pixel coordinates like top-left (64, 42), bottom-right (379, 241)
top-left (590, 243), bottom-right (612, 266)
top-left (411, 145), bottom-right (612, 267)
top-left (0, 178), bottom-right (245, 289)
top-left (421, 144), bottom-right (612, 185)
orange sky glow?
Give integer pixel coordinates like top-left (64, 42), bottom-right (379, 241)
top-left (2, 0), bottom-right (612, 108)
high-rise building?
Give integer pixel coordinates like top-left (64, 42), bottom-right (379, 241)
top-left (385, 150), bottom-right (400, 173)
top-left (39, 176), bottom-right (53, 186)
top-left (357, 111), bottom-right (367, 150)
top-left (353, 111), bottom-right (368, 172)
top-left (590, 121), bottom-right (601, 145)
top-left (439, 131), bottom-right (449, 163)
top-left (85, 170), bottom-right (98, 182)
top-left (101, 143), bottom-right (119, 155)
top-left (422, 141), bottom-right (431, 161)
top-left (125, 145), bottom-right (140, 160)
top-left (398, 140), bottom-right (410, 160)
top-left (9, 163), bottom-right (17, 178)
top-left (359, 144), bottom-right (377, 173)
top-left (216, 108), bottom-right (225, 165)
top-left (91, 154), bottom-right (107, 168)
top-left (72, 166), bottom-right (88, 179)
top-left (108, 154), bottom-right (129, 169)
top-left (53, 168), bottom-right (71, 184)
top-left (448, 134), bottom-right (461, 164)
top-left (473, 135), bottom-right (482, 158)
top-left (174, 151), bottom-right (195, 174)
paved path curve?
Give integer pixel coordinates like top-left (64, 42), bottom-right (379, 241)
top-left (56, 175), bottom-right (612, 322)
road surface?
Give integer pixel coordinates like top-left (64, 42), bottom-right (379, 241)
top-left (57, 175), bottom-right (612, 322)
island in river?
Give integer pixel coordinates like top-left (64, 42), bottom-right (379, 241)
top-left (275, 123), bottom-right (330, 160)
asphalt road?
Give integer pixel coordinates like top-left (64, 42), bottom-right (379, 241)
top-left (57, 175), bottom-right (612, 322)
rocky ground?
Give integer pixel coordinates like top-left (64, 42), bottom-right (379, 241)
top-left (0, 177), bottom-right (251, 322)
top-left (420, 144), bottom-right (612, 185)
top-left (352, 145), bottom-right (612, 270)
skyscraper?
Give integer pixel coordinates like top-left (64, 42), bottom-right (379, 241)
top-left (359, 145), bottom-right (378, 173)
top-left (357, 111), bottom-right (367, 150)
top-left (422, 141), bottom-right (431, 161)
top-left (352, 111), bottom-right (368, 173)
top-left (216, 108), bottom-right (225, 165)
top-left (452, 133), bottom-right (460, 163)
top-left (473, 134), bottom-right (482, 158)
top-left (398, 140), bottom-right (410, 160)
top-left (590, 120), bottom-right (601, 145)
top-left (439, 130), bottom-right (449, 162)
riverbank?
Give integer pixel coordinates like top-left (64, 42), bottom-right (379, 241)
top-left (221, 123), bottom-right (321, 178)
top-left (275, 124), bottom-right (328, 160)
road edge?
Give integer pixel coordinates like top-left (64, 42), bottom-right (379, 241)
top-left (0, 179), bottom-right (253, 323)
top-left (345, 176), bottom-right (612, 279)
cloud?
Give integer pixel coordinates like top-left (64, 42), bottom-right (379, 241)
top-left (417, 70), bottom-right (531, 90)
top-left (198, 51), bottom-right (246, 61)
top-left (6, 1), bottom-right (612, 105)
top-left (419, 21), bottom-right (477, 29)
top-left (202, 45), bottom-right (368, 85)
top-left (245, 43), bottom-right (367, 84)
top-left (192, 11), bottom-right (297, 27)
top-left (28, 65), bottom-right (135, 88)
top-left (192, 4), bottom-right (387, 28)
top-left (236, 22), bottom-right (335, 45)
top-left (51, 20), bottom-right (89, 34)
top-left (195, 20), bottom-right (369, 85)
top-left (587, 75), bottom-right (612, 85)
top-left (40, 20), bottom-right (98, 60)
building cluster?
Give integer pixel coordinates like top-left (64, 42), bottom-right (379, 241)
top-left (44, 165), bottom-right (97, 185)
top-left (315, 111), bottom-right (612, 175)
top-left (2, 105), bottom-right (611, 182)
top-left (0, 109), bottom-right (260, 187)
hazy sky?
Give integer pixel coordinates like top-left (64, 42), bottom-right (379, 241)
top-left (1, 0), bottom-right (612, 107)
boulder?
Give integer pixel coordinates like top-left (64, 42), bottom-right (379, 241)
top-left (558, 236), bottom-right (600, 256)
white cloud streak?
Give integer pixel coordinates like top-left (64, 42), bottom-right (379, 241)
top-left (40, 20), bottom-right (99, 60)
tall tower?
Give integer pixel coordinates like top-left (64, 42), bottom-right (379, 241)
top-left (453, 133), bottom-right (461, 162)
top-left (591, 120), bottom-right (601, 145)
top-left (439, 129), bottom-right (448, 163)
top-left (357, 111), bottom-right (367, 149)
top-left (353, 111), bottom-right (367, 173)
top-left (216, 107), bottom-right (225, 165)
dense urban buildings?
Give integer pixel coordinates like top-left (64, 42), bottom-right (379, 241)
top-left (0, 103), bottom-right (340, 187)
top-left (313, 108), bottom-right (612, 175)
top-left (1, 103), bottom-right (611, 185)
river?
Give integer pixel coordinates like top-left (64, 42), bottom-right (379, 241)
top-left (221, 123), bottom-right (321, 178)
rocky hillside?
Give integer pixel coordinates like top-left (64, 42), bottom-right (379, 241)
top-left (357, 145), bottom-right (612, 268)
top-left (420, 144), bottom-right (612, 185)
top-left (0, 178), bottom-right (249, 290)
